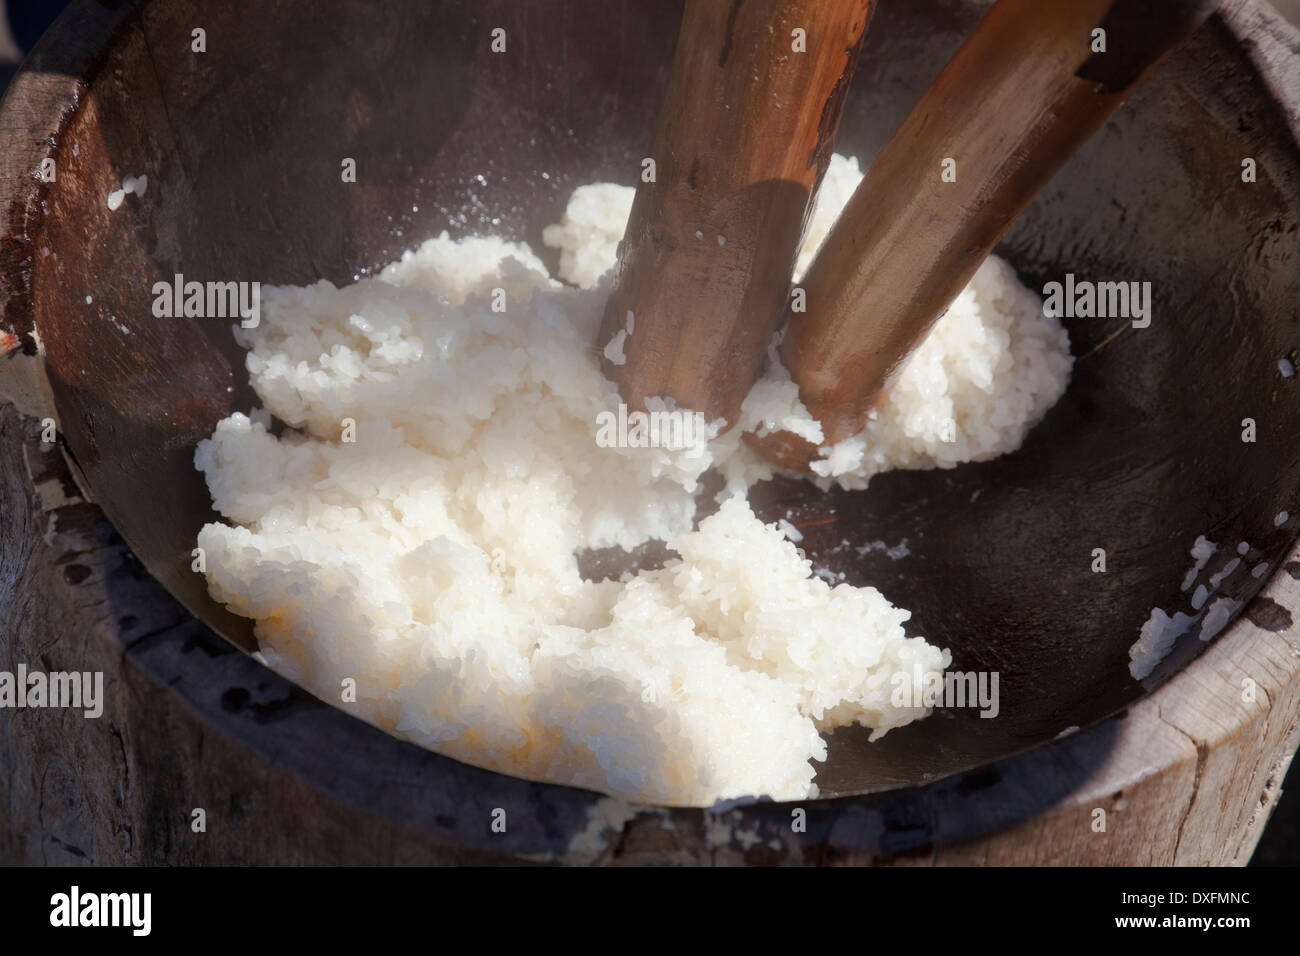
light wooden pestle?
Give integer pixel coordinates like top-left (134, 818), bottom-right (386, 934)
top-left (599, 0), bottom-right (875, 431)
top-left (749, 0), bottom-right (1218, 471)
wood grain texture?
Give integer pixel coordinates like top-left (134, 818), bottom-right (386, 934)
top-left (600, 0), bottom-right (873, 426)
top-left (752, 0), bottom-right (1218, 471)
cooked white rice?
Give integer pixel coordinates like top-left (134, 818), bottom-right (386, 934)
top-left (195, 154), bottom-right (1072, 805)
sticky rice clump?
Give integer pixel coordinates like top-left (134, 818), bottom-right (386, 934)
top-left (196, 154), bottom-right (1071, 805)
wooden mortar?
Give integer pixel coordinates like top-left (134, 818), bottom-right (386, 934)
top-left (1, 0), bottom-right (1298, 864)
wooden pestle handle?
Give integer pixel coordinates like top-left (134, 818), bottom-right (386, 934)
top-left (751, 0), bottom-right (1218, 472)
top-left (600, 0), bottom-right (874, 429)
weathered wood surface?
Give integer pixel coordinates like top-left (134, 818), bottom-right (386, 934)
top-left (750, 0), bottom-right (1218, 471)
top-left (600, 0), bottom-right (872, 426)
top-left (3, 393), bottom-right (1298, 865)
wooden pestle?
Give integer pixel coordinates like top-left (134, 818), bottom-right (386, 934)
top-left (750, 0), bottom-right (1218, 472)
top-left (599, 0), bottom-right (874, 430)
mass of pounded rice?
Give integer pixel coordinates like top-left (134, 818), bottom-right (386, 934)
top-left (543, 154), bottom-right (1074, 491)
top-left (196, 153), bottom-right (1071, 805)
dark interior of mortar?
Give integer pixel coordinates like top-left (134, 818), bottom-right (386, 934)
top-left (21, 0), bottom-right (1300, 799)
